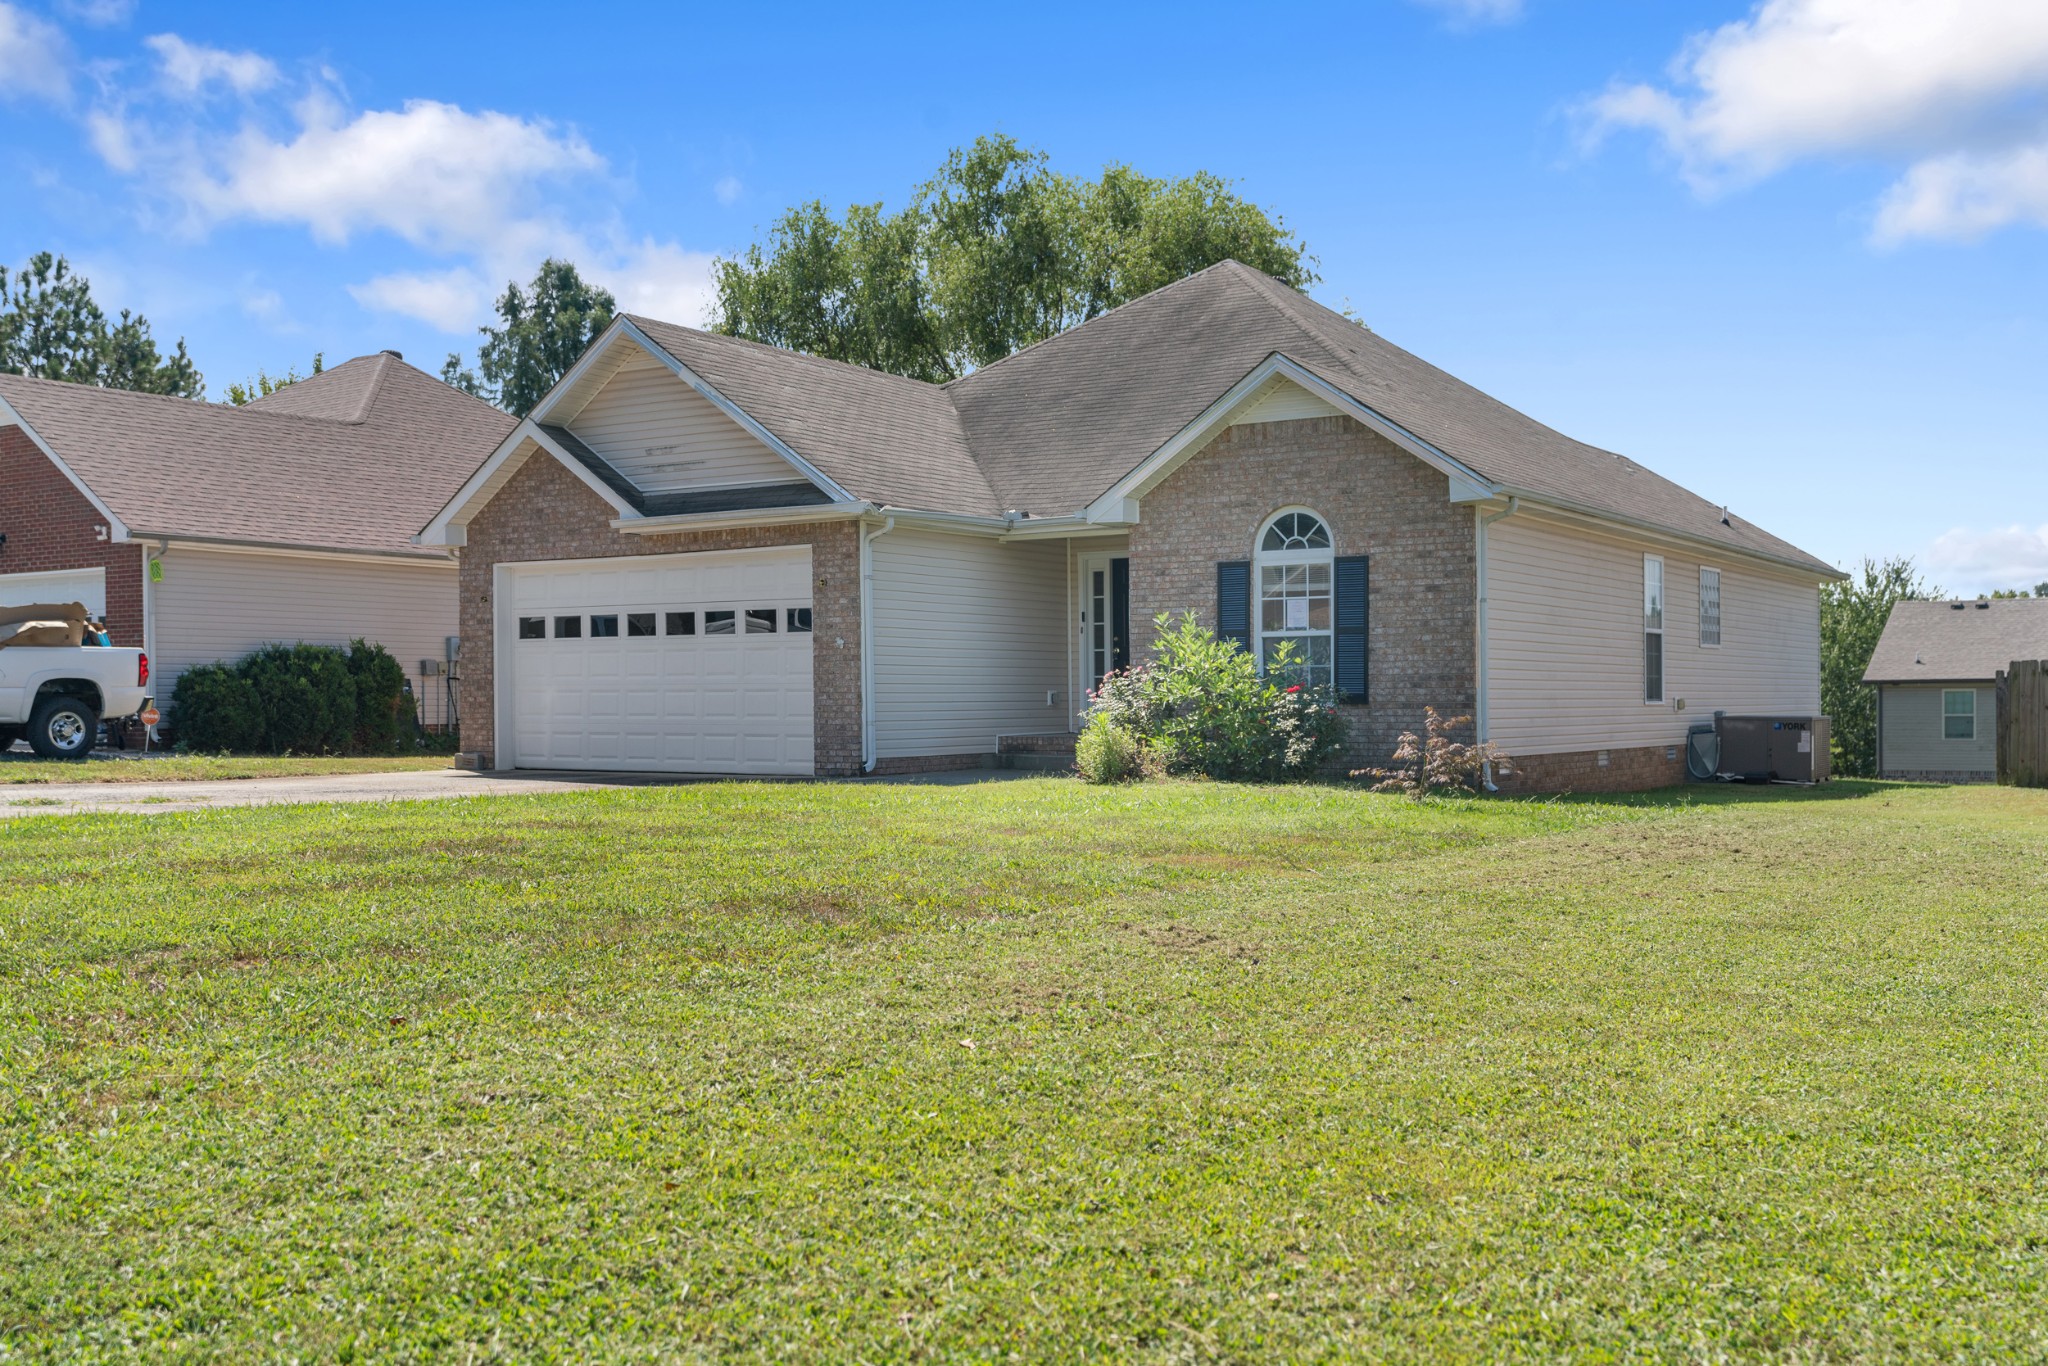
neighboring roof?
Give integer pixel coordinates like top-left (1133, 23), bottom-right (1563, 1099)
top-left (1864, 598), bottom-right (2048, 683)
top-left (563, 262), bottom-right (1833, 575)
top-left (0, 353), bottom-right (514, 557)
top-left (623, 316), bottom-right (998, 516)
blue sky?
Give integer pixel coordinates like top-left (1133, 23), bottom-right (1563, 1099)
top-left (3, 0), bottom-right (2045, 592)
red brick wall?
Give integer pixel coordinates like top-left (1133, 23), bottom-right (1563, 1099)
top-left (457, 452), bottom-right (865, 775)
top-left (0, 424), bottom-right (144, 646)
top-left (1495, 743), bottom-right (1685, 794)
top-left (1131, 415), bottom-right (1478, 774)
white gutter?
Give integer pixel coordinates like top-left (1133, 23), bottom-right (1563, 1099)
top-left (859, 514), bottom-right (896, 771)
top-left (613, 500), bottom-right (872, 537)
top-left (1490, 486), bottom-right (1844, 583)
top-left (1475, 497), bottom-right (1520, 791)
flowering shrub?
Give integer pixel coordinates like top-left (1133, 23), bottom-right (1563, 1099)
top-left (1354, 707), bottom-right (1512, 798)
top-left (1076, 613), bottom-right (1348, 783)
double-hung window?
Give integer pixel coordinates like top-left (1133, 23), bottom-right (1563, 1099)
top-left (1643, 555), bottom-right (1665, 704)
top-left (1943, 689), bottom-right (1976, 740)
top-left (1699, 567), bottom-right (1722, 647)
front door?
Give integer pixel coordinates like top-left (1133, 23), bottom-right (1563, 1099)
top-left (1077, 553), bottom-right (1131, 704)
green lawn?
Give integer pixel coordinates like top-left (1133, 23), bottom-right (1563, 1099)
top-left (3, 779), bottom-right (2045, 1360)
top-left (0, 753), bottom-right (452, 784)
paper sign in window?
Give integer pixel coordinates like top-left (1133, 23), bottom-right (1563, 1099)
top-left (1285, 598), bottom-right (1310, 631)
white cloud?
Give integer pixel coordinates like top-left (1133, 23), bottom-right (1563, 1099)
top-left (349, 267), bottom-right (493, 333)
top-left (1585, 0), bottom-right (2048, 241)
top-left (1927, 523), bottom-right (2048, 591)
top-left (145, 33), bottom-right (280, 97)
top-left (603, 239), bottom-right (717, 325)
top-left (1410, 0), bottom-right (1522, 26)
top-left (57, 0), bottom-right (135, 24)
top-left (714, 174), bottom-right (744, 206)
top-left (0, 3), bottom-right (71, 103)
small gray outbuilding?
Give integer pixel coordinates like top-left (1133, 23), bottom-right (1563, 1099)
top-left (1864, 598), bottom-right (2048, 781)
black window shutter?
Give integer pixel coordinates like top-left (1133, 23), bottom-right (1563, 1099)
top-left (1216, 561), bottom-right (1251, 655)
top-left (1110, 557), bottom-right (1131, 671)
top-left (1334, 554), bottom-right (1369, 704)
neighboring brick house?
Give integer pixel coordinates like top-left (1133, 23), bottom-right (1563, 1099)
top-left (421, 261), bottom-right (1840, 790)
top-left (0, 355), bottom-right (512, 732)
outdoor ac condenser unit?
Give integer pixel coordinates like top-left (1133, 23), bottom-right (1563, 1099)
top-left (1716, 715), bottom-right (1831, 784)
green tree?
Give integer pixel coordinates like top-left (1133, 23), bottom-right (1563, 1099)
top-left (0, 252), bottom-right (203, 397)
top-left (225, 352), bottom-right (323, 407)
top-left (1822, 556), bottom-right (1939, 777)
top-left (712, 134), bottom-right (1316, 380)
top-left (449, 259), bottom-right (616, 417)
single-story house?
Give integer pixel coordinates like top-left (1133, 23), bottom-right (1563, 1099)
top-left (1864, 597), bottom-right (2048, 781)
top-left (419, 260), bottom-right (1841, 790)
top-left (0, 353), bottom-right (513, 728)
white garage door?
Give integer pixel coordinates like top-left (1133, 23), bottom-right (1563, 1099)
top-left (0, 567), bottom-right (106, 617)
top-left (502, 546), bottom-right (814, 775)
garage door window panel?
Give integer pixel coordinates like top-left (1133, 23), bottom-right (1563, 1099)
top-left (590, 615), bottom-right (620, 638)
top-left (554, 616), bottom-right (581, 639)
top-left (787, 608), bottom-right (812, 633)
top-left (627, 613), bottom-right (655, 637)
top-left (745, 608), bottom-right (777, 633)
top-left (706, 611), bottom-right (737, 636)
top-left (518, 617), bottom-right (546, 640)
top-left (666, 611), bottom-right (696, 636)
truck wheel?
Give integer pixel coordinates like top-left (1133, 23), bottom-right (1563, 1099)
top-left (28, 695), bottom-right (99, 760)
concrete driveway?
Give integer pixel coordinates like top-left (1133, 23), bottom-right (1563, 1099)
top-left (0, 763), bottom-right (1031, 818)
top-left (0, 768), bottom-right (655, 818)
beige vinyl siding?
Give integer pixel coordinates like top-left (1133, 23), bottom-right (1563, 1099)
top-left (567, 362), bottom-right (796, 493)
top-left (870, 529), bottom-right (1068, 758)
top-left (1879, 684), bottom-right (1996, 775)
top-left (1485, 511), bottom-right (1821, 756)
top-left (1230, 378), bottom-right (1342, 427)
top-left (151, 548), bottom-right (459, 728)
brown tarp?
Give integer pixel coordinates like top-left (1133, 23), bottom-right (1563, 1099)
top-left (0, 602), bottom-right (89, 650)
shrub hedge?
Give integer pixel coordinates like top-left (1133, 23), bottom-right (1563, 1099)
top-left (170, 640), bottom-right (420, 755)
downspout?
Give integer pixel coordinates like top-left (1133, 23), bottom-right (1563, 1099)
top-left (858, 514), bottom-right (896, 772)
top-left (1475, 497), bottom-right (1520, 791)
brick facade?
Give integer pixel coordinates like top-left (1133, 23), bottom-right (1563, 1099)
top-left (457, 452), bottom-right (865, 775)
top-left (1130, 415), bottom-right (1478, 774)
top-left (1495, 743), bottom-right (1685, 795)
top-left (0, 424), bottom-right (145, 647)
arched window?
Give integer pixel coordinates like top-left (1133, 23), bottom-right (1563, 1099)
top-left (1254, 508), bottom-right (1334, 688)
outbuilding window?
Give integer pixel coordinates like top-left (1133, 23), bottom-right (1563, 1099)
top-left (1254, 509), bottom-right (1334, 689)
top-left (1943, 689), bottom-right (1976, 740)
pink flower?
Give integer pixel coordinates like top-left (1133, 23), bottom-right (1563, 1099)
top-left (1285, 685), bottom-right (1301, 693)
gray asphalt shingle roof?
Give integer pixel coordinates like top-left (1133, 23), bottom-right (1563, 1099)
top-left (1, 354), bottom-right (515, 558)
top-left (1864, 598), bottom-right (2048, 683)
top-left (621, 262), bottom-right (1833, 575)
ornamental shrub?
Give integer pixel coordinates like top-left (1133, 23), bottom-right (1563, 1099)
top-left (169, 640), bottom-right (421, 755)
top-left (1074, 714), bottom-right (1143, 784)
top-left (1077, 613), bottom-right (1348, 783)
top-left (165, 662), bottom-right (265, 754)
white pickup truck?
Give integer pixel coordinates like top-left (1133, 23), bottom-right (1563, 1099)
top-left (0, 603), bottom-right (152, 759)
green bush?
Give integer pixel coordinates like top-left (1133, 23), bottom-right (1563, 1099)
top-left (1074, 715), bottom-right (1143, 784)
top-left (1078, 613), bottom-right (1349, 783)
top-left (346, 639), bottom-right (411, 754)
top-left (165, 662), bottom-right (266, 754)
top-left (169, 640), bottom-right (419, 756)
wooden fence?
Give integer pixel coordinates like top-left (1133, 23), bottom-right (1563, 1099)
top-left (1996, 659), bottom-right (2048, 788)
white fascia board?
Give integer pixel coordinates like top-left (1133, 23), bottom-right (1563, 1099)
top-left (1083, 354), bottom-right (1498, 522)
top-left (529, 314), bottom-right (636, 426)
top-left (610, 319), bottom-right (857, 504)
top-left (0, 393), bottom-right (132, 541)
top-left (612, 500), bottom-right (873, 537)
top-left (415, 420), bottom-right (637, 546)
top-left (140, 533), bottom-right (456, 566)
